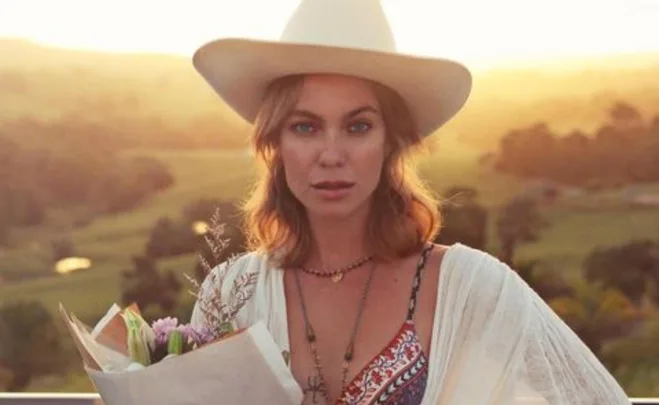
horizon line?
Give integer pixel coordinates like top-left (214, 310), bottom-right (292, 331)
top-left (3, 35), bottom-right (659, 72)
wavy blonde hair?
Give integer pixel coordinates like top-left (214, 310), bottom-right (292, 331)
top-left (241, 74), bottom-right (441, 267)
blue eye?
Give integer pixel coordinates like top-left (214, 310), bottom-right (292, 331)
top-left (291, 122), bottom-right (316, 133)
top-left (348, 121), bottom-right (371, 133)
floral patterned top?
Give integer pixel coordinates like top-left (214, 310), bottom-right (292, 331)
top-left (337, 245), bottom-right (433, 405)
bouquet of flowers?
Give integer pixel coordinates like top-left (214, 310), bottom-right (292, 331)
top-left (60, 209), bottom-right (302, 405)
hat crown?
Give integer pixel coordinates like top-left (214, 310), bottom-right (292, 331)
top-left (280, 0), bottom-right (396, 52)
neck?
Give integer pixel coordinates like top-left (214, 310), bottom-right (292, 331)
top-left (305, 209), bottom-right (371, 271)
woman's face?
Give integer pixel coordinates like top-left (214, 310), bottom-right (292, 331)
top-left (279, 74), bottom-right (386, 220)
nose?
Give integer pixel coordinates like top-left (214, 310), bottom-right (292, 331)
top-left (317, 128), bottom-right (346, 168)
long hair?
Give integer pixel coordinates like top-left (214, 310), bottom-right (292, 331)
top-left (241, 74), bottom-right (441, 267)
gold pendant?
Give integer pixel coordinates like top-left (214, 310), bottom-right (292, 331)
top-left (331, 273), bottom-right (344, 283)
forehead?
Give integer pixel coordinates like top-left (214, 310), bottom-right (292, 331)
top-left (295, 74), bottom-right (379, 114)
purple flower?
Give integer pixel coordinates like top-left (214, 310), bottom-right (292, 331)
top-left (194, 325), bottom-right (216, 345)
top-left (151, 317), bottom-right (179, 345)
top-left (175, 324), bottom-right (195, 342)
top-left (176, 323), bottom-right (215, 346)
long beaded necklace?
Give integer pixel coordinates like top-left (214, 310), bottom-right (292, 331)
top-left (300, 255), bottom-right (373, 283)
top-left (292, 260), bottom-right (377, 404)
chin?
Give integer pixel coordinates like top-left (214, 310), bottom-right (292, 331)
top-left (307, 204), bottom-right (358, 219)
top-left (304, 197), bottom-right (370, 221)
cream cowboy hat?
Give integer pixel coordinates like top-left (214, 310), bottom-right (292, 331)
top-left (192, 0), bottom-right (472, 138)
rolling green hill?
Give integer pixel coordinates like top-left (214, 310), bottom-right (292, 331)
top-left (2, 38), bottom-right (659, 150)
top-left (1, 39), bottom-right (659, 395)
top-left (1, 38), bottom-right (659, 317)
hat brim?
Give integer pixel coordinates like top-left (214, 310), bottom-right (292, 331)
top-left (193, 38), bottom-right (472, 138)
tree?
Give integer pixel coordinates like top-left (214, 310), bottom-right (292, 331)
top-left (491, 103), bottom-right (659, 188)
top-left (0, 315), bottom-right (10, 387)
top-left (602, 318), bottom-right (659, 373)
top-left (609, 101), bottom-right (643, 128)
top-left (145, 217), bottom-right (199, 259)
top-left (51, 236), bottom-right (76, 262)
top-left (121, 256), bottom-right (182, 314)
top-left (549, 281), bottom-right (641, 355)
top-left (0, 300), bottom-right (68, 391)
top-left (86, 157), bottom-right (174, 214)
top-left (0, 209), bottom-right (10, 246)
top-left (514, 260), bottom-right (571, 302)
top-left (435, 186), bottom-right (488, 250)
top-left (495, 197), bottom-right (547, 265)
top-left (494, 122), bottom-right (558, 178)
top-left (584, 240), bottom-right (659, 305)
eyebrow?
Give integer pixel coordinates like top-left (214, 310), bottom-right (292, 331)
top-left (289, 105), bottom-right (379, 121)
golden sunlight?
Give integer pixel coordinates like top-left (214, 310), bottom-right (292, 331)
top-left (193, 221), bottom-right (210, 236)
top-left (55, 257), bottom-right (92, 275)
top-left (1, 0), bottom-right (658, 68)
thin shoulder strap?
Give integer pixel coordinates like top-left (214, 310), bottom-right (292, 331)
top-left (406, 243), bottom-right (435, 321)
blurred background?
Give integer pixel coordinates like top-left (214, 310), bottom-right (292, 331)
top-left (0, 0), bottom-right (658, 397)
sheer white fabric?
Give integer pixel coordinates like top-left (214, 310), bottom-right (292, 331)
top-left (191, 243), bottom-right (632, 405)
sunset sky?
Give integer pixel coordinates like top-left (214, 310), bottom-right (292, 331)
top-left (1, 0), bottom-right (658, 68)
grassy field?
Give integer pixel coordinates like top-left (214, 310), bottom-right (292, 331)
top-left (2, 40), bottom-right (659, 395)
top-left (2, 138), bottom-right (659, 322)
top-left (0, 138), bottom-right (658, 395)
top-left (0, 149), bottom-right (257, 320)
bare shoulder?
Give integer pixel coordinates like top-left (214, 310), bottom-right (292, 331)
top-left (427, 242), bottom-right (452, 271)
top-left (413, 243), bottom-right (451, 352)
top-left (418, 243), bottom-right (452, 299)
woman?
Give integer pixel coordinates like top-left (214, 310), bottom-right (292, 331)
top-left (190, 1), bottom-right (632, 404)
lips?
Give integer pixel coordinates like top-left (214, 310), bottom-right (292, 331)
top-left (311, 180), bottom-right (355, 190)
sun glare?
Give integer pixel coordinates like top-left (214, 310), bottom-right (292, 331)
top-left (0, 0), bottom-right (658, 67)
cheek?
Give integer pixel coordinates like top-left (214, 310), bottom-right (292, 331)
top-left (355, 136), bottom-right (387, 186)
top-left (280, 140), bottom-right (312, 186)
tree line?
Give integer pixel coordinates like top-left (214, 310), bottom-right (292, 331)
top-left (0, 118), bottom-right (174, 249)
top-left (493, 102), bottom-right (659, 188)
top-left (1, 100), bottom-right (659, 393)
